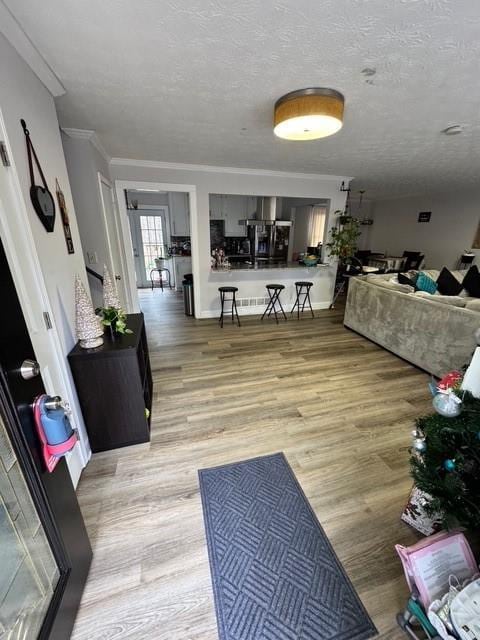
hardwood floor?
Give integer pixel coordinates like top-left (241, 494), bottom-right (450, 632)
top-left (71, 289), bottom-right (429, 640)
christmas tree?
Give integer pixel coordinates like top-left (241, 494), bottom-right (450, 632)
top-left (410, 391), bottom-right (480, 530)
top-left (75, 275), bottom-right (103, 349)
top-left (103, 264), bottom-right (120, 309)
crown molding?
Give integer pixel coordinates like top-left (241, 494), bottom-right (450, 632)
top-left (61, 127), bottom-right (111, 163)
top-left (110, 157), bottom-right (353, 183)
top-left (0, 1), bottom-right (65, 97)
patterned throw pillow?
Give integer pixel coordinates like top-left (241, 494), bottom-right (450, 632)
top-left (398, 272), bottom-right (418, 287)
top-left (415, 272), bottom-right (438, 294)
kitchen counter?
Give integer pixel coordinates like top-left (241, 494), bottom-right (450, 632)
top-left (212, 261), bottom-right (331, 271)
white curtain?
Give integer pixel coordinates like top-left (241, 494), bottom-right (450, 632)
top-left (308, 206), bottom-right (327, 247)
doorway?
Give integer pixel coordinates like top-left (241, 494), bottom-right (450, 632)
top-left (122, 187), bottom-right (195, 318)
top-left (115, 181), bottom-right (199, 317)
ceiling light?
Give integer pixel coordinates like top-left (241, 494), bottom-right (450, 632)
top-left (273, 88), bottom-right (344, 141)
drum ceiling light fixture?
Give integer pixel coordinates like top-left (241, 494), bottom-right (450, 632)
top-left (273, 88), bottom-right (345, 141)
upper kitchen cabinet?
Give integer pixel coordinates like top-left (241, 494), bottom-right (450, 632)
top-left (169, 192), bottom-right (190, 236)
top-left (209, 194), bottom-right (257, 237)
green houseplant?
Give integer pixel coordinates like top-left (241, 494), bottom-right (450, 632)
top-left (326, 211), bottom-right (361, 263)
top-left (96, 306), bottom-right (132, 337)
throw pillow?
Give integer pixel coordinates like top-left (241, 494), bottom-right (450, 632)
top-left (416, 272), bottom-right (438, 295)
top-left (398, 272), bottom-right (418, 287)
top-left (436, 267), bottom-right (463, 296)
top-left (463, 265), bottom-right (480, 298)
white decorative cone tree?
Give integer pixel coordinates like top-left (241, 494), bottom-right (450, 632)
top-left (103, 264), bottom-right (120, 309)
top-left (75, 275), bottom-right (104, 349)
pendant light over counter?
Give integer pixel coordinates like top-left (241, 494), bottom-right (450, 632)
top-left (273, 88), bottom-right (344, 141)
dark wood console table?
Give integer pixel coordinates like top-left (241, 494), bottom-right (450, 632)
top-left (68, 313), bottom-right (153, 453)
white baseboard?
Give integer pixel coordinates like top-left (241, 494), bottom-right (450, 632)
top-left (196, 301), bottom-right (331, 319)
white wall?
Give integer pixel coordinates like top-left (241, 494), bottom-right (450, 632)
top-left (369, 190), bottom-right (480, 269)
top-left (126, 190), bottom-right (169, 207)
top-left (62, 134), bottom-right (112, 307)
top-left (111, 161), bottom-right (349, 317)
top-left (0, 33), bottom-right (90, 479)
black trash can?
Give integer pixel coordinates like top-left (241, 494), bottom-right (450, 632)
top-left (183, 275), bottom-right (194, 316)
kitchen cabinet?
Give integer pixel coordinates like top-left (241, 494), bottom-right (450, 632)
top-left (68, 313), bottom-right (152, 452)
top-left (173, 256), bottom-right (192, 290)
top-left (209, 194), bottom-right (256, 237)
top-left (169, 192), bottom-right (190, 236)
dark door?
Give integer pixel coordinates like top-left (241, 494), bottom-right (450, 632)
top-left (0, 238), bottom-right (92, 639)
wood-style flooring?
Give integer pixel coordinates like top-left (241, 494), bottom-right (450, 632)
top-left (71, 289), bottom-right (429, 640)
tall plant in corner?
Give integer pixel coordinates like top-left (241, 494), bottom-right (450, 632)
top-left (326, 210), bottom-right (361, 264)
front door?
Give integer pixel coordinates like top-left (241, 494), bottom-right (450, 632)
top-left (0, 238), bottom-right (92, 638)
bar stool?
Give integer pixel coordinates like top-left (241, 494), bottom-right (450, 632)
top-left (291, 281), bottom-right (314, 319)
top-left (218, 286), bottom-right (241, 328)
top-left (150, 268), bottom-right (172, 291)
top-left (151, 258), bottom-right (172, 291)
top-left (262, 284), bottom-right (287, 324)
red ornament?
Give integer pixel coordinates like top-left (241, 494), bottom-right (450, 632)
top-left (438, 370), bottom-right (462, 391)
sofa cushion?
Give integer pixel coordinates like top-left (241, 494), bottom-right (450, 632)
top-left (365, 275), bottom-right (414, 293)
top-left (436, 267), bottom-right (463, 296)
top-left (416, 272), bottom-right (438, 294)
top-left (414, 291), bottom-right (466, 307)
top-left (465, 299), bottom-right (480, 311)
top-left (462, 265), bottom-right (480, 297)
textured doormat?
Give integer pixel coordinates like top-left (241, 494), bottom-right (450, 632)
top-left (199, 453), bottom-right (377, 640)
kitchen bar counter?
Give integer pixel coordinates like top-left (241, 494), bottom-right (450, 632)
top-left (212, 261), bottom-right (331, 271)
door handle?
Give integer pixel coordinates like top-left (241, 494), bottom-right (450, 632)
top-left (20, 359), bottom-right (40, 380)
top-left (115, 275), bottom-right (121, 280)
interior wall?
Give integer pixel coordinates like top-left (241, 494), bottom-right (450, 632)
top-left (62, 134), bottom-right (112, 307)
top-left (111, 161), bottom-right (349, 317)
top-left (126, 190), bottom-right (169, 207)
top-left (368, 190), bottom-right (480, 269)
top-left (0, 33), bottom-right (90, 477)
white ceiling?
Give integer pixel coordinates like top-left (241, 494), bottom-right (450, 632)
top-left (5, 0), bottom-right (480, 198)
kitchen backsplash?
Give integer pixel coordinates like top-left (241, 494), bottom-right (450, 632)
top-left (169, 236), bottom-right (191, 256)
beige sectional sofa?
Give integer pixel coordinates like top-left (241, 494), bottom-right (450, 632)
top-left (344, 269), bottom-right (480, 377)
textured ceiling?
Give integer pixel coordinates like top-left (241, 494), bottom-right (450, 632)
top-left (6, 0), bottom-right (480, 198)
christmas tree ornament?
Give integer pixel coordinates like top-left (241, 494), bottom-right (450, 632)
top-left (103, 264), bottom-right (120, 309)
top-left (443, 459), bottom-right (456, 472)
top-left (437, 370), bottom-right (462, 391)
top-left (413, 437), bottom-right (427, 453)
top-left (432, 389), bottom-right (462, 417)
top-left (75, 276), bottom-right (103, 349)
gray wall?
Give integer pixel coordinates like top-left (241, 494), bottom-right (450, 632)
top-left (62, 134), bottom-right (113, 307)
top-left (368, 190), bottom-right (480, 269)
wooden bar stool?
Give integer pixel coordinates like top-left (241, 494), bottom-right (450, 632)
top-left (262, 284), bottom-right (287, 324)
top-left (291, 281), bottom-right (314, 319)
top-left (218, 286), bottom-right (241, 328)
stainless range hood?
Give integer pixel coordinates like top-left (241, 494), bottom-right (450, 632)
top-left (241, 197), bottom-right (291, 226)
